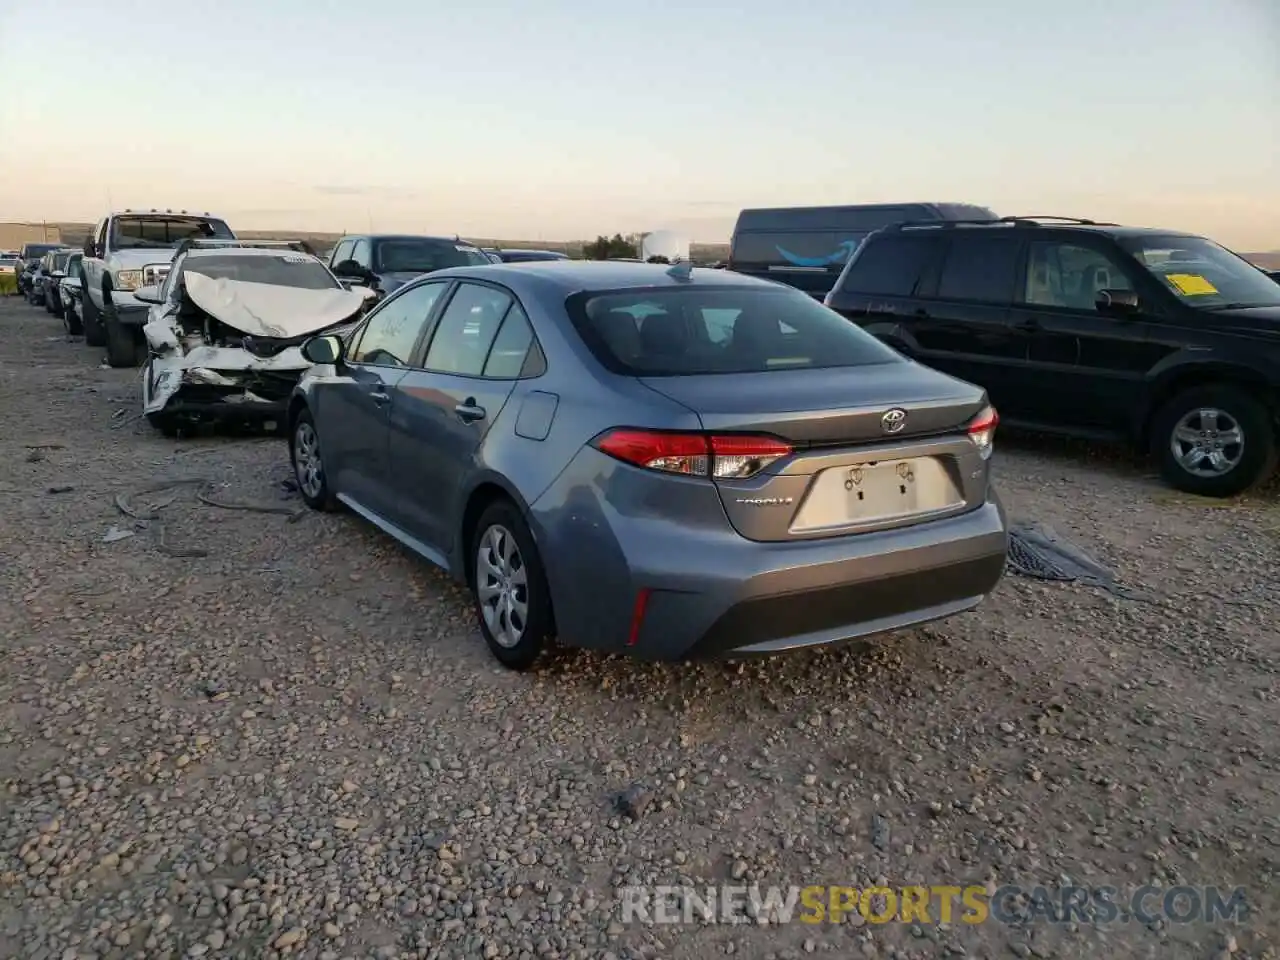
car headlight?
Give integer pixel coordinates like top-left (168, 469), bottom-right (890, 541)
top-left (115, 270), bottom-right (143, 291)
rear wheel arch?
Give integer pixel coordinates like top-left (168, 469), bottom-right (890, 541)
top-left (459, 478), bottom-right (535, 586)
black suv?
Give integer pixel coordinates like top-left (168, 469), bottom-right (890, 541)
top-left (327, 235), bottom-right (490, 301)
top-left (825, 216), bottom-right (1280, 497)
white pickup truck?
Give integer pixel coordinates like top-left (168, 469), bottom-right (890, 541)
top-left (80, 210), bottom-right (236, 367)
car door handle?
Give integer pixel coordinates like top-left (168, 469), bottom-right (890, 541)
top-left (369, 389), bottom-right (391, 406)
top-left (455, 400), bottom-right (486, 423)
top-left (1015, 318), bottom-right (1041, 333)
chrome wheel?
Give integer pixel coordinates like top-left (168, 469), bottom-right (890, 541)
top-left (294, 421), bottom-right (324, 499)
top-left (1170, 407), bottom-right (1245, 478)
top-left (476, 524), bottom-right (528, 649)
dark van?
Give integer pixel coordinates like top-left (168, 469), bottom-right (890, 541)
top-left (728, 203), bottom-right (997, 298)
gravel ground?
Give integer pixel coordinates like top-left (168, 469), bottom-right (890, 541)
top-left (1, 294), bottom-right (1277, 960)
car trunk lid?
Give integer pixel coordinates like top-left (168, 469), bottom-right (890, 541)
top-left (639, 364), bottom-right (992, 542)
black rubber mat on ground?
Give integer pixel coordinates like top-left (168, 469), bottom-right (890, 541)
top-left (1007, 522), bottom-right (1154, 602)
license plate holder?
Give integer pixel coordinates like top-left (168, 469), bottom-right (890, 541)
top-left (844, 459), bottom-right (926, 520)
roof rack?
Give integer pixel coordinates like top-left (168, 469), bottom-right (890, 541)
top-left (171, 238), bottom-right (318, 260)
top-left (887, 215), bottom-right (1118, 233)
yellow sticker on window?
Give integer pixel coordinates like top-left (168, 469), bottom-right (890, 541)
top-left (1166, 273), bottom-right (1219, 296)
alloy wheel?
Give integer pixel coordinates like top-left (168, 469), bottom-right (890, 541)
top-left (475, 524), bottom-right (529, 649)
top-left (293, 421), bottom-right (324, 499)
top-left (1170, 407), bottom-right (1245, 478)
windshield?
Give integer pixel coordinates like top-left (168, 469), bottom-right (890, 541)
top-left (183, 253), bottom-right (339, 290)
top-left (374, 238), bottom-right (489, 272)
top-left (111, 217), bottom-right (234, 250)
top-left (21, 244), bottom-right (59, 259)
top-left (566, 284), bottom-right (904, 377)
top-left (1121, 235), bottom-right (1280, 309)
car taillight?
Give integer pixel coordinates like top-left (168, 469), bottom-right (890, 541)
top-left (592, 429), bottom-right (793, 480)
top-left (966, 405), bottom-right (998, 460)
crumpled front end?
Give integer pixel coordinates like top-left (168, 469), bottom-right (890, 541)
top-left (142, 284), bottom-right (362, 423)
top-left (142, 334), bottom-right (314, 418)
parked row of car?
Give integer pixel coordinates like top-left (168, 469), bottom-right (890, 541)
top-left (8, 244), bottom-right (88, 334)
top-left (9, 202), bottom-right (1279, 673)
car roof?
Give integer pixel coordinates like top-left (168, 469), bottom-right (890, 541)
top-left (342, 233), bottom-right (479, 244)
top-left (427, 260), bottom-right (784, 295)
top-left (884, 221), bottom-right (1206, 242)
top-left (110, 209), bottom-right (225, 219)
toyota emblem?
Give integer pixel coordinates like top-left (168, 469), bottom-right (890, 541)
top-left (881, 408), bottom-right (907, 434)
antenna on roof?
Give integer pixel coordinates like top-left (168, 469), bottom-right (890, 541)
top-left (666, 260), bottom-right (693, 282)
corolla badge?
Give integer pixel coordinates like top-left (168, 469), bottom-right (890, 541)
top-left (775, 239), bottom-right (861, 268)
top-left (881, 408), bottom-right (908, 434)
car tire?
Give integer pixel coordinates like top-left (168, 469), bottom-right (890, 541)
top-left (82, 291), bottom-right (105, 347)
top-left (1151, 384), bottom-right (1277, 497)
top-left (469, 500), bottom-right (554, 671)
top-left (102, 293), bottom-right (141, 367)
top-left (64, 305), bottom-right (83, 336)
top-left (146, 412), bottom-right (181, 438)
top-left (289, 409), bottom-right (336, 511)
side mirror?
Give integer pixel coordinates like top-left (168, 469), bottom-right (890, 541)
top-left (333, 259), bottom-right (369, 280)
top-left (134, 285), bottom-right (163, 304)
top-left (302, 334), bottom-right (344, 365)
top-left (1096, 289), bottom-right (1140, 314)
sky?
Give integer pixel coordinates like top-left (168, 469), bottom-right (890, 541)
top-left (1, 0), bottom-right (1277, 248)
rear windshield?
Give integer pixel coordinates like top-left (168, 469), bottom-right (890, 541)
top-left (566, 285), bottom-right (903, 377)
top-left (112, 217), bottom-right (233, 249)
top-left (374, 238), bottom-right (489, 272)
top-left (51, 252), bottom-right (71, 271)
top-left (183, 254), bottom-right (338, 290)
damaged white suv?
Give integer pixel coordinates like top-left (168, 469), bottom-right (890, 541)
top-left (133, 241), bottom-right (375, 436)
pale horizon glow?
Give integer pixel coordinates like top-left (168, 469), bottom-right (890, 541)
top-left (1, 0), bottom-right (1277, 248)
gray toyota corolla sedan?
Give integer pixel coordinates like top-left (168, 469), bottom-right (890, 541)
top-left (287, 260), bottom-right (1009, 669)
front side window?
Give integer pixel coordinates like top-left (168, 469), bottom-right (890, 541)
top-left (375, 238), bottom-right (490, 272)
top-left (183, 253), bottom-right (339, 290)
top-left (1023, 242), bottom-right (1133, 310)
top-left (349, 281), bottom-right (450, 366)
top-left (330, 239), bottom-right (354, 266)
top-left (1120, 235), bottom-right (1280, 310)
top-left (567, 285), bottom-right (904, 377)
top-left (110, 217), bottom-right (234, 250)
top-left (423, 283), bottom-right (513, 375)
top-left (350, 239), bottom-right (372, 269)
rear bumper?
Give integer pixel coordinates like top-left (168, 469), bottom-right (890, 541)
top-left (532, 457), bottom-right (1009, 661)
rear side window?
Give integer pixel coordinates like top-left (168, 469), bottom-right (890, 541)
top-left (566, 285), bottom-right (903, 377)
top-left (836, 236), bottom-right (941, 297)
top-left (423, 283), bottom-right (513, 375)
top-left (933, 236), bottom-right (1021, 304)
